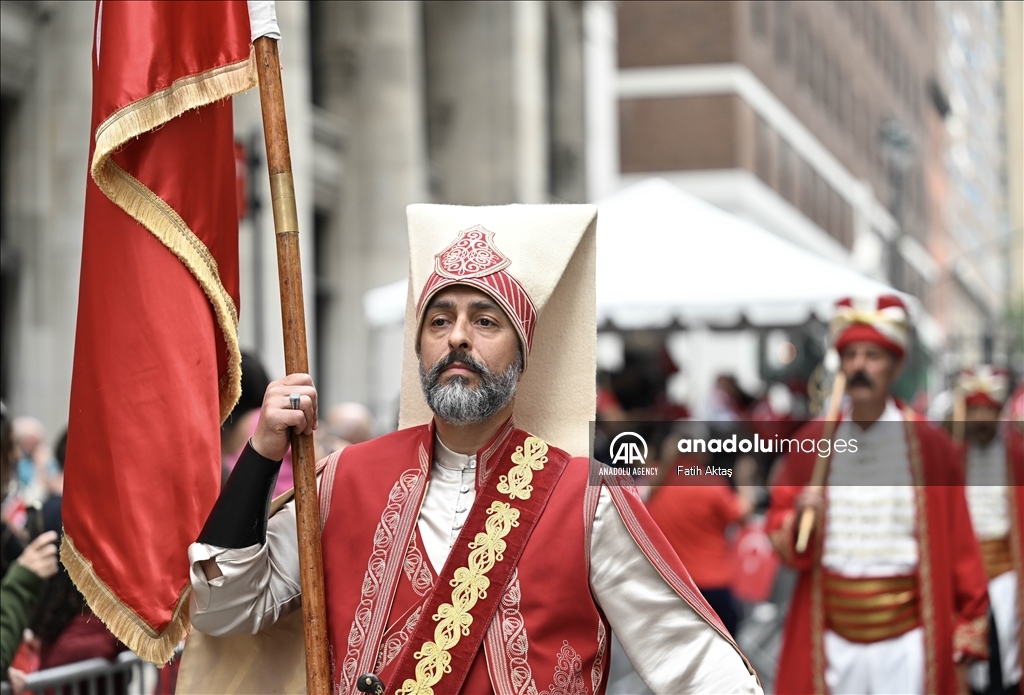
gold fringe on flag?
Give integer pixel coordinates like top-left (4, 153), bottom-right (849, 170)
top-left (89, 49), bottom-right (255, 422)
top-left (63, 49), bottom-right (257, 666)
top-left (61, 536), bottom-right (191, 665)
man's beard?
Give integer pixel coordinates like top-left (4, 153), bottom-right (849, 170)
top-left (419, 351), bottom-right (522, 425)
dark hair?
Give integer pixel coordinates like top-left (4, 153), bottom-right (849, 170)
top-left (54, 428), bottom-right (68, 472)
top-left (30, 565), bottom-right (86, 644)
top-left (223, 352), bottom-right (271, 428)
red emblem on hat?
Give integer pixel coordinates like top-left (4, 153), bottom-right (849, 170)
top-left (417, 225), bottom-right (538, 359)
top-left (435, 226), bottom-right (511, 280)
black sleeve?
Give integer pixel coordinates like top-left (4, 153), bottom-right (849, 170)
top-left (196, 441), bottom-right (283, 548)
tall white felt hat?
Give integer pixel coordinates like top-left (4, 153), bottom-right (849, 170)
top-left (398, 203), bottom-right (597, 457)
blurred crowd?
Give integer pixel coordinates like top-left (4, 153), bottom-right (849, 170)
top-left (4, 336), bottom-right (1021, 694)
top-left (0, 349), bottom-right (379, 693)
top-left (0, 405), bottom-right (127, 693)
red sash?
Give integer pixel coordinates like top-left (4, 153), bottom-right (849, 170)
top-left (387, 429), bottom-right (571, 695)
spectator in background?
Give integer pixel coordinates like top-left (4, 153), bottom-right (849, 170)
top-left (646, 428), bottom-right (756, 637)
top-left (317, 402), bottom-right (374, 456)
top-left (29, 562), bottom-right (128, 681)
top-left (706, 374), bottom-right (755, 422)
top-left (1, 405), bottom-right (25, 580)
top-left (596, 372), bottom-right (627, 422)
top-left (2, 405), bottom-right (60, 680)
top-left (40, 430), bottom-right (66, 537)
top-left (3, 417), bottom-right (126, 691)
top-left (1, 531), bottom-right (59, 675)
top-left (11, 417), bottom-right (56, 506)
top-left (956, 368), bottom-right (1022, 695)
top-left (220, 352), bottom-right (296, 496)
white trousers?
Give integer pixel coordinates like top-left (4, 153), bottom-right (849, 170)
top-left (969, 570), bottom-right (1022, 690)
top-left (825, 626), bottom-right (924, 695)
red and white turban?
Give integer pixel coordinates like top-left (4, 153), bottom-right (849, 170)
top-left (829, 295), bottom-right (909, 358)
top-left (958, 366), bottom-right (1010, 410)
top-left (416, 225), bottom-right (537, 358)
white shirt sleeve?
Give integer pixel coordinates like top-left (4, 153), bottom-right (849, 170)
top-left (589, 487), bottom-right (762, 695)
top-left (188, 499), bottom-right (302, 636)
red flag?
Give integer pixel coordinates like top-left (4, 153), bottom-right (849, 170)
top-left (62, 1), bottom-right (253, 664)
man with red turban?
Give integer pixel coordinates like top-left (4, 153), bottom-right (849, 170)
top-left (767, 295), bottom-right (989, 694)
top-left (958, 367), bottom-right (1022, 694)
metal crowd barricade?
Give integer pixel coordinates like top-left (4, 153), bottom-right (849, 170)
top-left (0, 647), bottom-right (180, 695)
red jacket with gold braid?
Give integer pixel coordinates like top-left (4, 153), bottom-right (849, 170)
top-left (959, 422), bottom-right (1024, 681)
top-left (318, 421), bottom-right (747, 694)
top-left (766, 409), bottom-right (990, 695)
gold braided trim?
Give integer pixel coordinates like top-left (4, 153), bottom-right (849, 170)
top-left (396, 436), bottom-right (549, 695)
top-left (395, 501), bottom-right (521, 695)
top-left (92, 52), bottom-right (256, 176)
top-left (824, 574), bottom-right (917, 593)
top-left (89, 50), bottom-right (256, 421)
top-left (905, 410), bottom-right (938, 691)
top-left (497, 437), bottom-right (548, 500)
top-left (830, 614), bottom-right (922, 643)
top-left (60, 533), bottom-right (189, 665)
top-left (825, 588), bottom-right (918, 612)
top-left (95, 160), bottom-right (241, 419)
top-left (953, 613), bottom-right (990, 661)
top-left (979, 536), bottom-right (1014, 579)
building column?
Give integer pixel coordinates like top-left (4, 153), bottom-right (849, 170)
top-left (3, 2), bottom-right (93, 436)
top-left (315, 0), bottom-right (429, 420)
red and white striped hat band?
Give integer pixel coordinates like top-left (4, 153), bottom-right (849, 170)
top-left (416, 226), bottom-right (538, 356)
top-left (829, 295), bottom-right (909, 358)
top-left (958, 366), bottom-right (1010, 408)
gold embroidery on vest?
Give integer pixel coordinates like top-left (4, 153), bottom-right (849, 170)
top-left (396, 436), bottom-right (548, 695)
top-left (396, 502), bottom-right (521, 695)
top-left (498, 437), bottom-right (549, 500)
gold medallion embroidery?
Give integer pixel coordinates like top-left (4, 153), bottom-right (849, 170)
top-left (498, 437), bottom-right (549, 500)
top-left (396, 436), bottom-right (548, 695)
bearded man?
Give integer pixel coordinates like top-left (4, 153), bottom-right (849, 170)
top-left (183, 205), bottom-right (760, 694)
top-left (767, 296), bottom-right (990, 694)
top-left (958, 367), bottom-right (1022, 695)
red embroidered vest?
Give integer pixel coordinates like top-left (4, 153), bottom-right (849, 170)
top-left (319, 424), bottom-right (610, 695)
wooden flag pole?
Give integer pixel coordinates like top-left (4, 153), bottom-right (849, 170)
top-left (795, 370), bottom-right (847, 554)
top-left (253, 37), bottom-right (331, 695)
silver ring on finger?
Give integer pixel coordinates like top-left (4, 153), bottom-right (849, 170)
top-left (289, 393), bottom-right (301, 410)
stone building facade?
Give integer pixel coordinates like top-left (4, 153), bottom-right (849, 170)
top-left (0, 0), bottom-right (588, 434)
top-left (0, 0), bottom-right (1015, 435)
top-left (614, 0), bottom-right (940, 298)
top-left (931, 0), bottom-right (1014, 365)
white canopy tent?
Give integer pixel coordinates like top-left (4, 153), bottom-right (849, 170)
top-left (360, 178), bottom-right (934, 422)
top-left (364, 178), bottom-right (910, 331)
top-left (597, 178), bottom-right (909, 328)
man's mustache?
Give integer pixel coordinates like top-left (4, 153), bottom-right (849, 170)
top-left (427, 351), bottom-right (487, 380)
top-left (848, 370), bottom-right (874, 388)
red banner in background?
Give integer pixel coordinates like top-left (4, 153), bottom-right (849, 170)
top-left (62, 0), bottom-right (254, 664)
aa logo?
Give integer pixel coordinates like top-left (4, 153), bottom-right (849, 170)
top-left (609, 432), bottom-right (648, 466)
